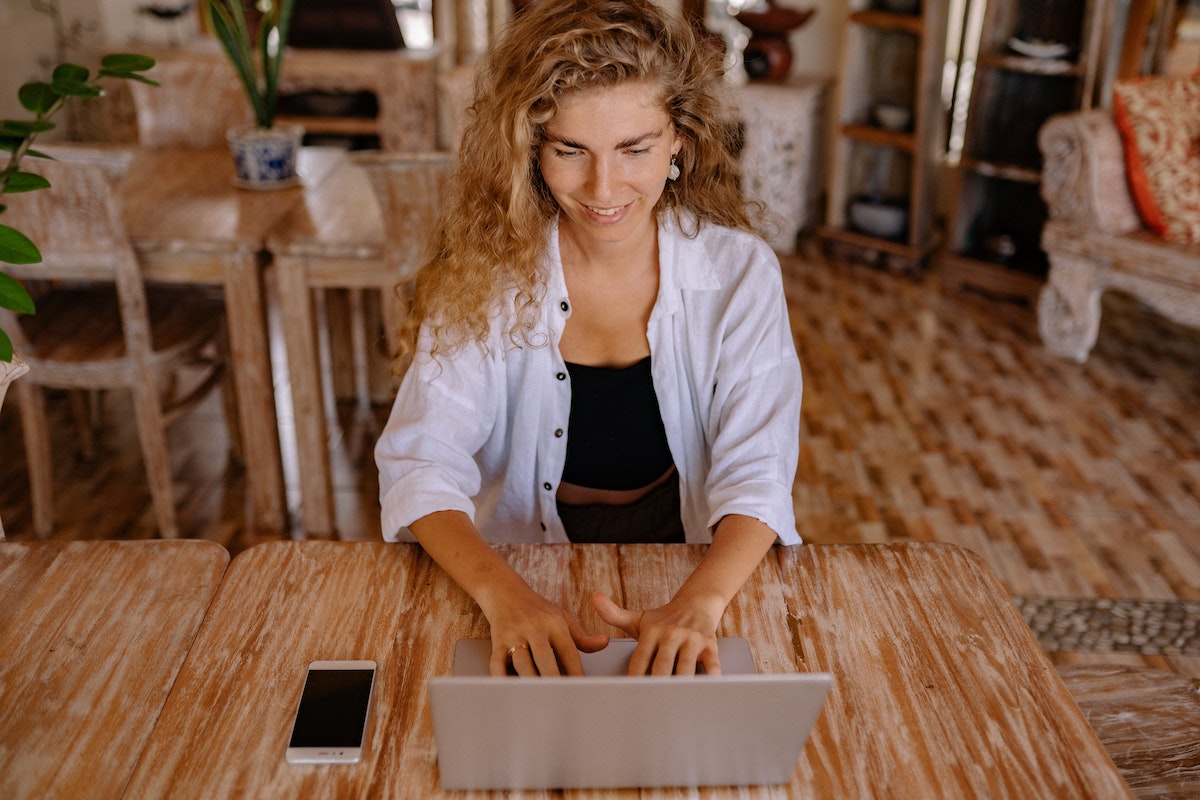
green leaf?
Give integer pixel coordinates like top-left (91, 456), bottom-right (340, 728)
top-left (98, 69), bottom-right (159, 87)
top-left (52, 79), bottom-right (103, 98)
top-left (100, 53), bottom-right (156, 73)
top-left (0, 224), bottom-right (42, 265)
top-left (0, 271), bottom-right (35, 314)
top-left (52, 63), bottom-right (90, 83)
top-left (0, 328), bottom-right (13, 362)
top-left (17, 82), bottom-right (61, 115)
top-left (207, 1), bottom-right (266, 125)
top-left (0, 120), bottom-right (55, 137)
top-left (2, 171), bottom-right (51, 193)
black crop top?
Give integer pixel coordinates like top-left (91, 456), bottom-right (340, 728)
top-left (561, 356), bottom-right (675, 491)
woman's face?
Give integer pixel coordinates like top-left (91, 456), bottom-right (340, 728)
top-left (538, 81), bottom-right (681, 251)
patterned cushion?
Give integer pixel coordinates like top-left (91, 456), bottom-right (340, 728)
top-left (1112, 73), bottom-right (1200, 243)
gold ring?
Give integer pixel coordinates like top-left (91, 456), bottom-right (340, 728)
top-left (507, 643), bottom-right (529, 660)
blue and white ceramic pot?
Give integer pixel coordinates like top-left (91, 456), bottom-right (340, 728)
top-left (226, 122), bottom-right (305, 190)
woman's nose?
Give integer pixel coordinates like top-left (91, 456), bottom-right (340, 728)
top-left (585, 157), bottom-right (613, 198)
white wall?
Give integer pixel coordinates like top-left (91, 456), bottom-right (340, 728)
top-left (785, 0), bottom-right (844, 81)
top-left (0, 1), bottom-right (63, 122)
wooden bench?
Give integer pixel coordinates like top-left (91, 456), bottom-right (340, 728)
top-left (1058, 664), bottom-right (1200, 799)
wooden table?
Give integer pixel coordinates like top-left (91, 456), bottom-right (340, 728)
top-left (122, 541), bottom-right (1133, 798)
top-left (0, 540), bottom-right (229, 800)
top-left (267, 160), bottom-right (386, 537)
top-left (121, 146), bottom-right (348, 531)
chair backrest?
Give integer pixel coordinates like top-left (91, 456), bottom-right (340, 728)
top-left (129, 56), bottom-right (253, 147)
top-left (1, 145), bottom-right (133, 273)
top-left (352, 151), bottom-right (454, 280)
top-left (0, 145), bottom-right (151, 361)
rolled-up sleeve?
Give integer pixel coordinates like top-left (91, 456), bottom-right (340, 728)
top-left (702, 250), bottom-right (802, 544)
top-left (375, 330), bottom-right (500, 541)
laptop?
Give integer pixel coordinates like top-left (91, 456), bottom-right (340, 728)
top-left (428, 638), bottom-right (832, 791)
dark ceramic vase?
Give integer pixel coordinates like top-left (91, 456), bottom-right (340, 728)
top-left (736, 1), bottom-right (815, 82)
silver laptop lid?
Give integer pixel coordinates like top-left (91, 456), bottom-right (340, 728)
top-left (429, 638), bottom-right (832, 791)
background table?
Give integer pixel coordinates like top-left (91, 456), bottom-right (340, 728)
top-left (122, 541), bottom-right (1132, 798)
top-left (121, 146), bottom-right (347, 531)
top-left (0, 540), bottom-right (229, 800)
top-left (267, 159), bottom-right (384, 538)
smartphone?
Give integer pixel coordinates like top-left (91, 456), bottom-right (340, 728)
top-left (285, 660), bottom-right (377, 764)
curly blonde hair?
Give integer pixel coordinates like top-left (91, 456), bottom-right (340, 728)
top-left (401, 0), bottom-right (760, 360)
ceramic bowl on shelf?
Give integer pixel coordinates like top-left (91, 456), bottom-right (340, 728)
top-left (848, 194), bottom-right (909, 240)
top-left (873, 102), bottom-right (912, 132)
top-left (1006, 37), bottom-right (1071, 59)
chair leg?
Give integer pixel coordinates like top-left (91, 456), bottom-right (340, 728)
top-left (348, 288), bottom-right (374, 425)
top-left (68, 390), bottom-right (98, 460)
top-left (15, 379), bottom-right (55, 538)
top-left (128, 379), bottom-right (180, 539)
top-left (380, 283), bottom-right (408, 392)
top-left (215, 323), bottom-right (243, 466)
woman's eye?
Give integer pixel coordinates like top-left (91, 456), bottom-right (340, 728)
top-left (555, 148), bottom-right (581, 159)
top-left (625, 148), bottom-right (650, 156)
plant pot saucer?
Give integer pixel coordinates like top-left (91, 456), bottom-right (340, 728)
top-left (231, 175), bottom-right (303, 191)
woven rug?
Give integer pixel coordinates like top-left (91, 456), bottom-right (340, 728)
top-left (1013, 597), bottom-right (1200, 656)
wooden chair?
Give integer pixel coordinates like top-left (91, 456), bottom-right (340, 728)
top-left (0, 145), bottom-right (231, 538)
top-left (436, 64), bottom-right (476, 152)
top-left (268, 150), bottom-right (451, 536)
top-left (352, 150), bottom-right (454, 375)
top-left (0, 354), bottom-right (30, 540)
top-left (128, 55), bottom-right (252, 147)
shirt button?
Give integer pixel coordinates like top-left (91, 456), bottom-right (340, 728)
top-left (560, 300), bottom-right (569, 313)
top-left (556, 372), bottom-right (566, 381)
top-left (543, 482), bottom-right (553, 491)
top-left (554, 428), bottom-right (563, 437)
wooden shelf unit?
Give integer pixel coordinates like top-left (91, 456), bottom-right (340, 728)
top-left (941, 0), bottom-right (1111, 302)
top-left (819, 0), bottom-right (949, 274)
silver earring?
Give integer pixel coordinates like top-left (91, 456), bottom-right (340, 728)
top-left (668, 155), bottom-right (680, 182)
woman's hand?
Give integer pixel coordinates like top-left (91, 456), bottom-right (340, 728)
top-left (592, 591), bottom-right (724, 675)
top-left (409, 510), bottom-right (608, 677)
top-left (592, 514), bottom-right (780, 676)
top-left (477, 580), bottom-right (609, 677)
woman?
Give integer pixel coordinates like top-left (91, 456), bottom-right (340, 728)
top-left (375, 0), bottom-right (802, 677)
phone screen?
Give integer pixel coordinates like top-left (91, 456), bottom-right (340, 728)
top-left (287, 661), bottom-right (376, 761)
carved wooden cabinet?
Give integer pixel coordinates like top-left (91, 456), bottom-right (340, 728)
top-left (818, 0), bottom-right (949, 273)
top-left (735, 77), bottom-right (827, 255)
top-left (940, 0), bottom-right (1111, 301)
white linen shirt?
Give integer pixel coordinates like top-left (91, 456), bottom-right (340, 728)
top-left (376, 213), bottom-right (803, 545)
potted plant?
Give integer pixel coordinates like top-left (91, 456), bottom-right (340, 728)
top-left (204, 0), bottom-right (303, 189)
top-left (0, 54), bottom-right (158, 364)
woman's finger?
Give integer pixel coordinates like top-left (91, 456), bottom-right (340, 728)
top-left (592, 591), bottom-right (641, 637)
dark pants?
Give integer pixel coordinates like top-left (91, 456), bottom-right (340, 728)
top-left (557, 475), bottom-right (685, 544)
